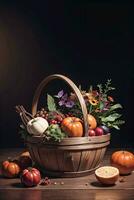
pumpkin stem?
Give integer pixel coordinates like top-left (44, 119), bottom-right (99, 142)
top-left (27, 167), bottom-right (33, 171)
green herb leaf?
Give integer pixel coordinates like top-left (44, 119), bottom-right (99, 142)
top-left (19, 126), bottom-right (29, 140)
top-left (112, 120), bottom-right (125, 126)
top-left (88, 85), bottom-right (93, 93)
top-left (45, 124), bottom-right (67, 142)
top-left (97, 84), bottom-right (103, 94)
top-left (99, 101), bottom-right (105, 110)
top-left (112, 125), bottom-right (120, 130)
top-left (104, 79), bottom-right (115, 94)
top-left (100, 113), bottom-right (122, 122)
top-left (109, 104), bottom-right (123, 112)
top-left (47, 94), bottom-right (57, 112)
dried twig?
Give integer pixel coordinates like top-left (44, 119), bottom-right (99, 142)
top-left (15, 105), bottom-right (33, 127)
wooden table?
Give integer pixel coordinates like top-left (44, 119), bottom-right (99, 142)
top-left (0, 148), bottom-right (134, 200)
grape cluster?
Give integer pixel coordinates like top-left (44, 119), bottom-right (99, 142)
top-left (48, 111), bottom-right (64, 125)
top-left (65, 112), bottom-right (74, 117)
top-left (35, 108), bottom-right (49, 120)
top-left (35, 108), bottom-right (64, 125)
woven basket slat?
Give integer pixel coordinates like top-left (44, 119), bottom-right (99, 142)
top-left (78, 150), bottom-right (91, 171)
top-left (96, 148), bottom-right (106, 167)
top-left (69, 151), bottom-right (82, 172)
top-left (39, 149), bottom-right (50, 169)
top-left (91, 148), bottom-right (103, 168)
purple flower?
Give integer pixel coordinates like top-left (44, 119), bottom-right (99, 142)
top-left (65, 100), bottom-right (75, 108)
top-left (55, 90), bottom-right (64, 98)
top-left (55, 90), bottom-right (75, 108)
top-left (61, 93), bottom-right (68, 101)
top-left (59, 99), bottom-right (65, 106)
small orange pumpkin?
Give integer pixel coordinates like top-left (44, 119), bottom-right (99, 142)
top-left (1, 160), bottom-right (21, 178)
top-left (61, 117), bottom-right (83, 137)
top-left (110, 150), bottom-right (134, 175)
top-left (87, 114), bottom-right (97, 129)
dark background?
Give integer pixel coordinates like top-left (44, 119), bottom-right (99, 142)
top-left (0, 1), bottom-right (134, 148)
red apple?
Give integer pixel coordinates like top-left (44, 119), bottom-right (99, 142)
top-left (88, 129), bottom-right (96, 136)
top-left (95, 127), bottom-right (104, 136)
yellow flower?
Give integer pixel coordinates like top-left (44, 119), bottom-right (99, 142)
top-left (82, 92), bottom-right (98, 106)
top-left (88, 97), bottom-right (98, 106)
top-left (95, 108), bottom-right (100, 113)
top-left (83, 92), bottom-right (92, 98)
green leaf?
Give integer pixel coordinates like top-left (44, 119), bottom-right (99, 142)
top-left (47, 94), bottom-right (57, 112)
top-left (99, 101), bottom-right (105, 110)
top-left (101, 113), bottom-right (122, 122)
top-left (88, 85), bottom-right (93, 93)
top-left (97, 84), bottom-right (103, 94)
top-left (109, 104), bottom-right (123, 112)
top-left (113, 120), bottom-right (125, 126)
top-left (19, 127), bottom-right (29, 140)
top-left (104, 79), bottom-right (115, 94)
top-left (111, 125), bottom-right (120, 130)
top-left (44, 124), bottom-right (67, 142)
top-left (116, 120), bottom-right (125, 125)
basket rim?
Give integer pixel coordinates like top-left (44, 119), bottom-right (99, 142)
top-left (26, 133), bottom-right (111, 145)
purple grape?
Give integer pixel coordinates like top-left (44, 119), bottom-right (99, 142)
top-left (99, 125), bottom-right (110, 134)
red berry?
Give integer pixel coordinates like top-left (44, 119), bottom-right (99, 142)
top-left (56, 115), bottom-right (63, 122)
top-left (40, 177), bottom-right (51, 185)
top-left (50, 120), bottom-right (57, 124)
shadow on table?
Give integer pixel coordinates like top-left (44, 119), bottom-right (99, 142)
top-left (90, 181), bottom-right (116, 188)
top-left (11, 182), bottom-right (25, 188)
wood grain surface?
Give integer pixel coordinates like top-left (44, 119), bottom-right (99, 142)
top-left (0, 148), bottom-right (134, 200)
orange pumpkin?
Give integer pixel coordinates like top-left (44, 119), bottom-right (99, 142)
top-left (1, 160), bottom-right (20, 178)
top-left (61, 117), bottom-right (83, 137)
top-left (87, 114), bottom-right (97, 129)
top-left (110, 150), bottom-right (134, 175)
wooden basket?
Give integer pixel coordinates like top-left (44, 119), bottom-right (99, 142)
top-left (26, 74), bottom-right (110, 177)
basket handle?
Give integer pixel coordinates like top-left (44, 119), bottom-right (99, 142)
top-left (32, 74), bottom-right (89, 137)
